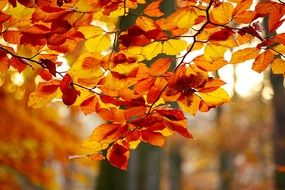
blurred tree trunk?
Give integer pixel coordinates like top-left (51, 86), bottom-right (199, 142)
top-left (168, 142), bottom-right (182, 190)
top-left (261, 14), bottom-right (285, 189)
top-left (270, 73), bottom-right (285, 189)
top-left (217, 69), bottom-right (236, 190)
top-left (95, 1), bottom-right (176, 190)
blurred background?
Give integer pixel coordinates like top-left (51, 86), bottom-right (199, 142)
top-left (1, 0), bottom-right (285, 190)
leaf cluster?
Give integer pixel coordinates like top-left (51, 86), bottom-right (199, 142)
top-left (0, 0), bottom-right (285, 169)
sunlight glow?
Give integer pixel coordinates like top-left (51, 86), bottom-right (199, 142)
top-left (235, 62), bottom-right (264, 97)
top-left (11, 72), bottom-right (24, 86)
top-left (218, 64), bottom-right (235, 97)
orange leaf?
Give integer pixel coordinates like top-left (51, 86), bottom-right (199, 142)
top-left (143, 0), bottom-right (164, 17)
top-left (275, 33), bottom-right (285, 45)
top-left (230, 48), bottom-right (260, 64)
top-left (252, 50), bottom-right (275, 73)
top-left (272, 58), bottom-right (285, 74)
top-left (149, 58), bottom-right (172, 76)
top-left (80, 95), bottom-right (98, 115)
top-left (256, 2), bottom-right (285, 32)
top-left (89, 124), bottom-right (127, 145)
top-left (135, 77), bottom-right (155, 94)
top-left (3, 30), bottom-right (21, 44)
top-left (193, 55), bottom-right (227, 71)
top-left (136, 16), bottom-right (160, 33)
top-left (141, 130), bottom-right (165, 147)
top-left (233, 0), bottom-right (253, 16)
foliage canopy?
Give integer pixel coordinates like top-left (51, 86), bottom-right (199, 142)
top-left (0, 0), bottom-right (285, 170)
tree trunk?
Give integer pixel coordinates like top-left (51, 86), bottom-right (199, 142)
top-left (270, 73), bottom-right (285, 190)
top-left (262, 13), bottom-right (285, 189)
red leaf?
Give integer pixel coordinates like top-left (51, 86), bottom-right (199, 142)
top-left (38, 68), bottom-right (52, 81)
top-left (60, 74), bottom-right (80, 106)
top-left (156, 108), bottom-right (186, 121)
top-left (60, 73), bottom-right (73, 93)
top-left (40, 59), bottom-right (57, 76)
top-left (21, 24), bottom-right (50, 35)
top-left (8, 0), bottom-right (16, 7)
top-left (62, 88), bottom-right (79, 106)
top-left (51, 19), bottom-right (71, 34)
top-left (165, 120), bottom-right (192, 138)
top-left (17, 0), bottom-right (35, 8)
top-left (209, 28), bottom-right (234, 41)
top-left (9, 57), bottom-right (26, 72)
top-left (0, 12), bottom-right (11, 23)
top-left (107, 143), bottom-right (130, 170)
top-left (274, 33), bottom-right (285, 45)
top-left (0, 51), bottom-right (10, 72)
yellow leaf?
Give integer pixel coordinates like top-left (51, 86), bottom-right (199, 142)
top-left (28, 80), bottom-right (60, 108)
top-left (179, 94), bottom-right (201, 115)
top-left (272, 58), bottom-right (285, 74)
top-left (210, 2), bottom-right (234, 24)
top-left (204, 44), bottom-right (227, 62)
top-left (158, 127), bottom-right (174, 137)
top-left (230, 48), bottom-right (260, 64)
top-left (80, 141), bottom-right (102, 155)
top-left (163, 39), bottom-right (187, 55)
top-left (200, 88), bottom-right (230, 106)
top-left (177, 7), bottom-right (199, 29)
top-left (129, 140), bottom-right (141, 149)
top-left (5, 4), bottom-right (34, 27)
top-left (78, 26), bottom-right (104, 39)
top-left (142, 42), bottom-right (163, 60)
top-left (112, 63), bottom-right (139, 75)
top-left (272, 45), bottom-right (285, 55)
top-left (85, 34), bottom-right (111, 53)
top-left (69, 53), bottom-right (104, 87)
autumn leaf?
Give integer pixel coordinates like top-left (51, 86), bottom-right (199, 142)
top-left (149, 58), bottom-right (172, 76)
top-left (143, 0), bottom-right (164, 17)
top-left (28, 80), bottom-right (60, 108)
top-left (274, 33), bottom-right (285, 45)
top-left (107, 142), bottom-right (130, 170)
top-left (272, 58), bottom-right (285, 74)
top-left (230, 48), bottom-right (260, 64)
top-left (252, 50), bottom-right (275, 73)
top-left (210, 2), bottom-right (234, 24)
top-left (60, 74), bottom-right (80, 106)
top-left (85, 34), bottom-right (111, 53)
top-left (162, 39), bottom-right (187, 55)
top-left (141, 130), bottom-right (165, 147)
top-left (9, 56), bottom-right (27, 72)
